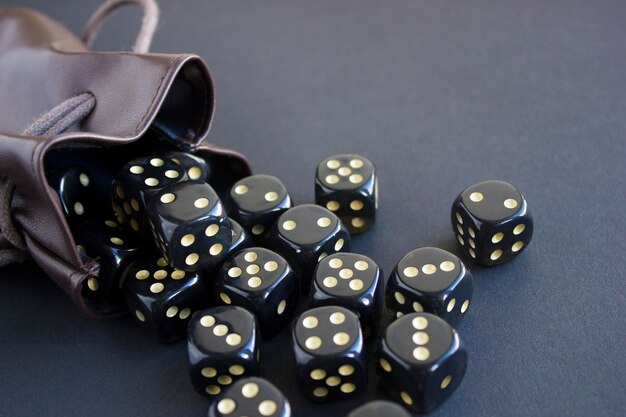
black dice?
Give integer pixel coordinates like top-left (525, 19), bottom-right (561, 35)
top-left (267, 204), bottom-right (351, 279)
top-left (123, 256), bottom-right (210, 343)
top-left (315, 154), bottom-right (377, 234)
top-left (225, 218), bottom-right (254, 258)
top-left (347, 401), bottom-right (411, 417)
top-left (376, 312), bottom-right (467, 412)
top-left (452, 180), bottom-right (533, 266)
top-left (208, 377), bottom-right (291, 417)
top-left (188, 306), bottom-right (260, 397)
top-left (148, 181), bottom-right (232, 271)
top-left (307, 253), bottom-right (383, 337)
top-left (291, 306), bottom-right (366, 401)
top-left (228, 174), bottom-right (292, 238)
top-left (165, 151), bottom-right (211, 182)
top-left (215, 248), bottom-right (299, 338)
top-left (385, 247), bottom-right (473, 324)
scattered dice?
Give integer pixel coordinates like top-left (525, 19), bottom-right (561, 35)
top-left (225, 218), bottom-right (255, 258)
top-left (148, 180), bottom-right (232, 271)
top-left (122, 256), bottom-right (210, 343)
top-left (165, 151), bottom-right (211, 182)
top-left (208, 377), bottom-right (291, 417)
top-left (347, 401), bottom-right (411, 417)
top-left (215, 247), bottom-right (299, 337)
top-left (307, 253), bottom-right (383, 337)
top-left (292, 306), bottom-right (366, 401)
top-left (452, 180), bottom-right (533, 265)
top-left (315, 154), bottom-right (377, 234)
top-left (188, 306), bottom-right (261, 397)
top-left (228, 174), bottom-right (292, 238)
top-left (376, 312), bottom-right (467, 412)
top-left (385, 247), bottom-right (473, 324)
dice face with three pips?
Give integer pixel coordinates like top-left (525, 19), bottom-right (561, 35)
top-left (208, 377), bottom-right (291, 417)
top-left (385, 247), bottom-right (473, 325)
top-left (452, 180), bottom-right (533, 266)
top-left (315, 154), bottom-right (377, 234)
top-left (376, 313), bottom-right (467, 412)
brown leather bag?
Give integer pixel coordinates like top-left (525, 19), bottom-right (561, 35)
top-left (0, 1), bottom-right (250, 319)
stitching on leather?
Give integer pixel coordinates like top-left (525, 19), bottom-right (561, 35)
top-left (134, 58), bottom-right (173, 133)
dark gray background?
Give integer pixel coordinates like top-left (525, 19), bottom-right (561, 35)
top-left (1, 1), bottom-right (625, 416)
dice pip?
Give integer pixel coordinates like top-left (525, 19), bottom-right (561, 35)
top-left (208, 377), bottom-right (291, 417)
top-left (376, 312), bottom-right (467, 412)
top-left (452, 180), bottom-right (533, 265)
top-left (165, 151), bottom-right (211, 182)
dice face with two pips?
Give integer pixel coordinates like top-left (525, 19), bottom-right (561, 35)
top-left (188, 306), bottom-right (261, 397)
top-left (452, 180), bottom-right (533, 266)
top-left (208, 377), bottom-right (291, 417)
top-left (291, 306), bottom-right (366, 402)
top-left (376, 313), bottom-right (467, 412)
top-left (347, 401), bottom-right (411, 417)
top-left (385, 247), bottom-right (473, 324)
top-left (148, 181), bottom-right (232, 271)
top-left (315, 154), bottom-right (377, 234)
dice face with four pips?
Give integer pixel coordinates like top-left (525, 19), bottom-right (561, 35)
top-left (307, 253), bottom-right (383, 337)
top-left (188, 306), bottom-right (261, 397)
top-left (291, 306), bottom-right (366, 402)
top-left (385, 247), bottom-right (473, 325)
top-left (376, 312), bottom-right (467, 412)
top-left (452, 180), bottom-right (533, 266)
top-left (315, 154), bottom-right (377, 234)
top-left (208, 377), bottom-right (291, 417)
top-left (228, 174), bottom-right (293, 239)
top-left (347, 400), bottom-right (411, 417)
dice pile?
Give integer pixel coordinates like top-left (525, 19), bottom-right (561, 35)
top-left (50, 150), bottom-right (533, 416)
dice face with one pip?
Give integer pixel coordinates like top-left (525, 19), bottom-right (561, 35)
top-left (315, 154), bottom-right (377, 234)
top-left (385, 247), bottom-right (473, 325)
top-left (347, 401), bottom-right (411, 417)
top-left (188, 306), bottom-right (260, 397)
top-left (208, 377), bottom-right (291, 417)
top-left (291, 306), bottom-right (366, 402)
top-left (377, 313), bottom-right (467, 412)
top-left (452, 180), bottom-right (533, 266)
top-left (148, 181), bottom-right (232, 271)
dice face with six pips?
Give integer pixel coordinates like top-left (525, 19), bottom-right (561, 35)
top-left (347, 401), bottom-right (411, 417)
top-left (376, 313), bottom-right (467, 412)
top-left (229, 174), bottom-right (293, 238)
top-left (148, 180), bottom-right (232, 271)
top-left (307, 253), bottom-right (383, 337)
top-left (208, 377), bottom-right (291, 417)
top-left (385, 247), bottom-right (473, 325)
top-left (452, 180), bottom-right (533, 266)
top-left (165, 151), bottom-right (211, 182)
top-left (291, 306), bottom-right (366, 402)
top-left (215, 247), bottom-right (299, 337)
top-left (122, 256), bottom-right (210, 343)
top-left (315, 154), bottom-right (377, 234)
top-left (188, 306), bottom-right (260, 397)
top-left (267, 204), bottom-right (351, 279)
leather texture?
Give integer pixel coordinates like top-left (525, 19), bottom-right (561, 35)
top-left (0, 7), bottom-right (251, 319)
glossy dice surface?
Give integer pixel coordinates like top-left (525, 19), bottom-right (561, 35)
top-left (216, 248), bottom-right (299, 337)
top-left (267, 204), bottom-right (351, 280)
top-left (347, 401), bottom-right (411, 417)
top-left (385, 247), bottom-right (473, 325)
top-left (224, 218), bottom-right (254, 259)
top-left (376, 312), bottom-right (467, 412)
top-left (208, 377), bottom-right (291, 417)
top-left (307, 253), bottom-right (383, 337)
top-left (315, 154), bottom-right (377, 234)
top-left (452, 180), bottom-right (533, 266)
top-left (123, 257), bottom-right (210, 343)
top-left (292, 306), bottom-right (366, 401)
top-left (188, 307), bottom-right (260, 397)
top-left (148, 181), bottom-right (232, 271)
top-left (165, 151), bottom-right (211, 182)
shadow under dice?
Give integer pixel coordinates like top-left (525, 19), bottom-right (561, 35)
top-left (187, 306), bottom-right (260, 397)
top-left (315, 154), bottom-right (377, 234)
top-left (376, 313), bottom-right (467, 412)
top-left (307, 253), bottom-right (383, 337)
top-left (228, 174), bottom-right (292, 239)
top-left (292, 306), bottom-right (366, 402)
top-left (165, 151), bottom-right (211, 182)
top-left (148, 180), bottom-right (232, 271)
top-left (385, 247), bottom-right (473, 325)
top-left (208, 377), bottom-right (291, 417)
top-left (216, 247), bottom-right (299, 338)
top-left (452, 180), bottom-right (533, 266)
top-left (122, 257), bottom-right (210, 343)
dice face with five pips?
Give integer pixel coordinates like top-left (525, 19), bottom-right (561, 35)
top-left (376, 313), bottom-right (467, 412)
top-left (315, 154), bottom-right (377, 234)
top-left (452, 180), bottom-right (533, 266)
top-left (385, 247), bottom-right (473, 325)
top-left (208, 377), bottom-right (291, 417)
